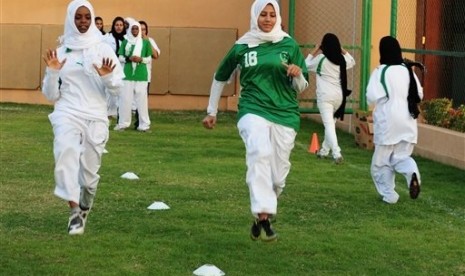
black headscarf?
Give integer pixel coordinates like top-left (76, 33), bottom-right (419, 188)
top-left (109, 16), bottom-right (126, 54)
top-left (320, 33), bottom-right (351, 120)
top-left (379, 36), bottom-right (421, 119)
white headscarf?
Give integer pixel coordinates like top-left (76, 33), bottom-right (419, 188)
top-left (125, 20), bottom-right (143, 75)
top-left (235, 0), bottom-right (289, 47)
top-left (125, 17), bottom-right (137, 26)
top-left (61, 0), bottom-right (103, 50)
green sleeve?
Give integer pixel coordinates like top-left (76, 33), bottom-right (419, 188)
top-left (214, 45), bottom-right (240, 82)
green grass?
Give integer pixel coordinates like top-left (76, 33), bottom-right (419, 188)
top-left (1, 103), bottom-right (464, 275)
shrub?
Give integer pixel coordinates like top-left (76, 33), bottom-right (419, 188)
top-left (420, 98), bottom-right (465, 133)
top-left (450, 105), bottom-right (465, 132)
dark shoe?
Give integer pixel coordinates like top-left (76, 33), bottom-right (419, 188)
top-left (409, 172), bottom-right (420, 199)
top-left (250, 219), bottom-right (261, 241)
top-left (316, 150), bottom-right (328, 159)
top-left (334, 156), bottom-right (344, 165)
top-left (133, 110), bottom-right (139, 130)
top-left (259, 219), bottom-right (277, 242)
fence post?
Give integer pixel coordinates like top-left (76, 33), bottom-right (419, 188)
top-left (360, 0), bottom-right (373, 111)
top-left (390, 0), bottom-right (398, 37)
top-left (288, 0), bottom-right (296, 37)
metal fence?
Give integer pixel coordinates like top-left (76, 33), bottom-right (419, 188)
top-left (392, 0), bottom-right (465, 107)
top-left (287, 0), bottom-right (465, 112)
top-left (288, 0), bottom-right (366, 113)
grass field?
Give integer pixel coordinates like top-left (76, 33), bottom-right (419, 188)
top-left (1, 103), bottom-right (464, 275)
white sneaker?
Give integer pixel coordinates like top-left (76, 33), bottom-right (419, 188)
top-left (68, 212), bottom-right (85, 235)
top-left (113, 125), bottom-right (126, 131)
top-left (316, 150), bottom-right (329, 159)
top-left (80, 209), bottom-right (90, 224)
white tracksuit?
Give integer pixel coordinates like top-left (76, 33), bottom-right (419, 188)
top-left (366, 64), bottom-right (423, 203)
top-left (237, 114), bottom-right (296, 217)
top-left (306, 53), bottom-right (355, 158)
top-left (42, 44), bottom-right (123, 207)
top-left (103, 33), bottom-right (124, 117)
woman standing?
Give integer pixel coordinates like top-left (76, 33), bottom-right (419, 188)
top-left (114, 20), bottom-right (153, 132)
top-left (42, 0), bottom-right (124, 235)
top-left (104, 16), bottom-right (126, 54)
top-left (202, 0), bottom-right (308, 242)
top-left (103, 16), bottom-right (126, 118)
top-left (305, 33), bottom-right (355, 164)
top-left (95, 16), bottom-right (105, 35)
top-left (132, 20), bottom-right (161, 129)
top-left (366, 36), bottom-right (422, 204)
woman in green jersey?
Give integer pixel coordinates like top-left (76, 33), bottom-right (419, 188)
top-left (202, 0), bottom-right (308, 242)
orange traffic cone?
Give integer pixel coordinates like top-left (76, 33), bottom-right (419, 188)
top-left (308, 133), bottom-right (320, 154)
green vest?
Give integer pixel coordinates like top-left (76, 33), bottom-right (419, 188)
top-left (118, 39), bottom-right (152, 81)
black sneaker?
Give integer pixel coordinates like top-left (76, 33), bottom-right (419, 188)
top-left (68, 212), bottom-right (85, 235)
top-left (250, 219), bottom-right (261, 241)
top-left (316, 150), bottom-right (329, 159)
top-left (334, 156), bottom-right (344, 165)
top-left (409, 172), bottom-right (420, 199)
top-left (259, 219), bottom-right (277, 242)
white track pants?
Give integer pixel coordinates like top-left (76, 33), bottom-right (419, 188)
top-left (49, 112), bottom-right (108, 208)
top-left (116, 80), bottom-right (150, 130)
top-left (370, 141), bottom-right (421, 203)
top-left (237, 114), bottom-right (297, 217)
top-left (317, 99), bottom-right (342, 158)
top-left (106, 92), bottom-right (119, 117)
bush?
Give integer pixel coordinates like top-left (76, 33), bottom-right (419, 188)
top-left (420, 98), bottom-right (465, 133)
top-left (450, 105), bottom-right (465, 132)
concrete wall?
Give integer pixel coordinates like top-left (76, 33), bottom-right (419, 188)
top-left (0, 0), bottom-right (254, 110)
top-left (0, 0), bottom-right (393, 111)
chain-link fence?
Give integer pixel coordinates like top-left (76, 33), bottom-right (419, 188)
top-left (289, 0), bottom-right (364, 113)
top-left (394, 0), bottom-right (465, 107)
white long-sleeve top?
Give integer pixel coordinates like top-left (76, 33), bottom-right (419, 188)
top-left (146, 37), bottom-right (161, 81)
top-left (42, 43), bottom-right (124, 122)
top-left (103, 33), bottom-right (120, 54)
top-left (366, 64), bottom-right (424, 145)
top-left (306, 53), bottom-right (355, 101)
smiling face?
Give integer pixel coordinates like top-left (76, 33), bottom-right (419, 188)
top-left (257, 4), bottom-right (276, 33)
top-left (74, 6), bottom-right (91, 33)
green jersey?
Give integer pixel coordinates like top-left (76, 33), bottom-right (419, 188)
top-left (215, 37), bottom-right (308, 131)
top-left (118, 39), bottom-right (153, 81)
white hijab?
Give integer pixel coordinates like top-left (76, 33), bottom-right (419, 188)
top-left (125, 20), bottom-right (143, 75)
top-left (61, 0), bottom-right (103, 50)
top-left (236, 0), bottom-right (289, 48)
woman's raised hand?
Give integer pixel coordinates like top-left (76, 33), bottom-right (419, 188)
top-left (94, 58), bottom-right (116, 76)
top-left (43, 49), bottom-right (66, 70)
